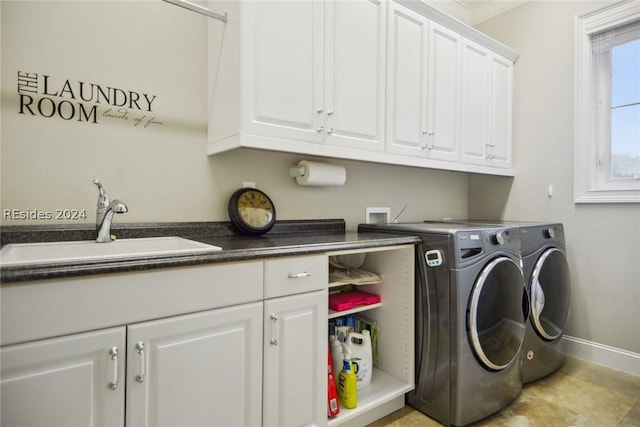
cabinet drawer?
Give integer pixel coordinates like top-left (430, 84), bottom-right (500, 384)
top-left (1, 261), bottom-right (263, 346)
top-left (264, 255), bottom-right (327, 299)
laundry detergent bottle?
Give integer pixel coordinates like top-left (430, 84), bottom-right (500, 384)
top-left (338, 353), bottom-right (357, 409)
top-left (343, 330), bottom-right (373, 390)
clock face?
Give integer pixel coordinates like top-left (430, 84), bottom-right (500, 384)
top-left (228, 188), bottom-right (276, 235)
top-left (237, 190), bottom-right (274, 227)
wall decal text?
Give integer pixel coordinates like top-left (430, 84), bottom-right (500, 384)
top-left (17, 71), bottom-right (162, 128)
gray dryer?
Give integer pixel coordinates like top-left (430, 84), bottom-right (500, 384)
top-left (359, 222), bottom-right (528, 426)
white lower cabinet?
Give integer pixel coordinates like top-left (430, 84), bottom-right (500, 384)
top-left (263, 255), bottom-right (328, 427)
top-left (1, 303), bottom-right (263, 427)
top-left (1, 256), bottom-right (329, 427)
top-left (0, 248), bottom-right (413, 427)
top-left (1, 327), bottom-right (126, 427)
top-left (126, 303), bottom-right (263, 427)
top-left (263, 291), bottom-right (327, 427)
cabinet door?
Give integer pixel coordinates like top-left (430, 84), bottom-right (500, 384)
top-left (489, 53), bottom-right (514, 167)
top-left (244, 0), bottom-right (324, 144)
top-left (386, 5), bottom-right (460, 162)
top-left (460, 38), bottom-right (491, 165)
top-left (425, 21), bottom-right (461, 161)
top-left (324, 0), bottom-right (386, 152)
top-left (263, 291), bottom-right (327, 427)
top-left (386, 4), bottom-right (429, 157)
top-left (460, 39), bottom-right (514, 168)
top-left (126, 303), bottom-right (263, 427)
top-left (1, 327), bottom-right (126, 427)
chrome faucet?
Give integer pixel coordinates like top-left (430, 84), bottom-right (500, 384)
top-left (93, 179), bottom-right (128, 243)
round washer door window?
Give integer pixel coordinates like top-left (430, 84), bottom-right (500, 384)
top-left (468, 256), bottom-right (527, 371)
top-left (530, 248), bottom-right (571, 341)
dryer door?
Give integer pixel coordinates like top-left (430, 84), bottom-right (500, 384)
top-left (530, 248), bottom-right (571, 341)
top-left (468, 256), bottom-right (526, 371)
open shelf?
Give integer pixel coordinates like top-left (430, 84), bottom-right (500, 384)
top-left (328, 303), bottom-right (383, 319)
top-left (327, 368), bottom-right (413, 426)
top-left (326, 244), bottom-right (415, 426)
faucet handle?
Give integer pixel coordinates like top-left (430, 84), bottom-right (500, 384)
top-left (93, 179), bottom-right (109, 208)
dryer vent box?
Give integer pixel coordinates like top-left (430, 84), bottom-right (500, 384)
top-left (366, 207), bottom-right (390, 224)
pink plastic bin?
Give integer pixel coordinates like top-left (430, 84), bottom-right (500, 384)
top-left (328, 290), bottom-right (381, 312)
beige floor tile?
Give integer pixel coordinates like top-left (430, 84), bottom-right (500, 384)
top-left (618, 401), bottom-right (640, 427)
top-left (524, 372), bottom-right (636, 426)
top-left (368, 357), bottom-right (640, 427)
top-left (367, 406), bottom-right (441, 427)
top-left (470, 392), bottom-right (604, 427)
top-left (558, 356), bottom-right (640, 400)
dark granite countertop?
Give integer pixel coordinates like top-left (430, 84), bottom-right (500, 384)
top-left (0, 219), bottom-right (419, 284)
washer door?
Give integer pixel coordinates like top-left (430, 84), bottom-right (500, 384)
top-left (468, 257), bottom-right (526, 371)
top-left (530, 248), bottom-right (571, 341)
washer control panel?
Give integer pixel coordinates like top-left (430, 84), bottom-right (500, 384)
top-left (492, 231), bottom-right (506, 245)
top-left (425, 249), bottom-right (443, 267)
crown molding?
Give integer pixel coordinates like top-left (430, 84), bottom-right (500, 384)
top-left (425, 0), bottom-right (530, 25)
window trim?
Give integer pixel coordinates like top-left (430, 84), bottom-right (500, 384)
top-left (574, 0), bottom-right (640, 203)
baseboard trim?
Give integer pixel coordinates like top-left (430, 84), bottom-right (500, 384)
top-left (563, 335), bottom-right (640, 376)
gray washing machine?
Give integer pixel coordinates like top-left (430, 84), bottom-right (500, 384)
top-left (358, 222), bottom-right (527, 426)
top-left (448, 220), bottom-right (571, 383)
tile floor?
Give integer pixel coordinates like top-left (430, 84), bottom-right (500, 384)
top-left (368, 357), bottom-right (640, 427)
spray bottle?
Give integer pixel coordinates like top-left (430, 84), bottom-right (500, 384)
top-left (329, 335), bottom-right (343, 388)
top-left (338, 349), bottom-right (357, 409)
top-left (327, 345), bottom-right (340, 417)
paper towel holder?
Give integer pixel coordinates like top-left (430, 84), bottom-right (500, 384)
top-left (289, 165), bottom-right (306, 178)
top-left (289, 160), bottom-right (346, 187)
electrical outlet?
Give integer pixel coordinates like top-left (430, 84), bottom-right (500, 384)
top-left (242, 181), bottom-right (256, 189)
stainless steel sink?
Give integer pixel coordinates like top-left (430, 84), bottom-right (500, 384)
top-left (0, 237), bottom-right (222, 267)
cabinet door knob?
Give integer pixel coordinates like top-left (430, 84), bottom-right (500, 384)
top-left (135, 341), bottom-right (145, 383)
top-left (270, 314), bottom-right (279, 345)
top-left (108, 347), bottom-right (118, 391)
top-left (317, 126), bottom-right (324, 133)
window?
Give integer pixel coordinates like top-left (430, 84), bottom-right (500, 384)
top-left (575, 1), bottom-right (640, 203)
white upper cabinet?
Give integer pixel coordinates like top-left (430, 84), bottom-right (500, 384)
top-left (386, 5), bottom-right (461, 162)
top-left (490, 54), bottom-right (514, 167)
top-left (460, 39), bottom-right (491, 165)
top-left (460, 38), bottom-right (514, 168)
top-left (207, 0), bottom-right (517, 176)
top-left (426, 22), bottom-right (462, 161)
top-left (386, 5), bottom-right (430, 157)
top-left (324, 0), bottom-right (386, 152)
top-left (208, 0), bottom-right (386, 154)
top-left (242, 0), bottom-right (324, 144)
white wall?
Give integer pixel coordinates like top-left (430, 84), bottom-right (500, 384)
top-left (471, 1), bottom-right (640, 356)
top-left (0, 0), bottom-right (467, 231)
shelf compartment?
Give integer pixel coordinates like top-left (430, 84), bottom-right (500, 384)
top-left (327, 367), bottom-right (414, 426)
top-left (328, 303), bottom-right (382, 319)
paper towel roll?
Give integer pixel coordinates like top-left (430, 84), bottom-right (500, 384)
top-left (295, 161), bottom-right (346, 186)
